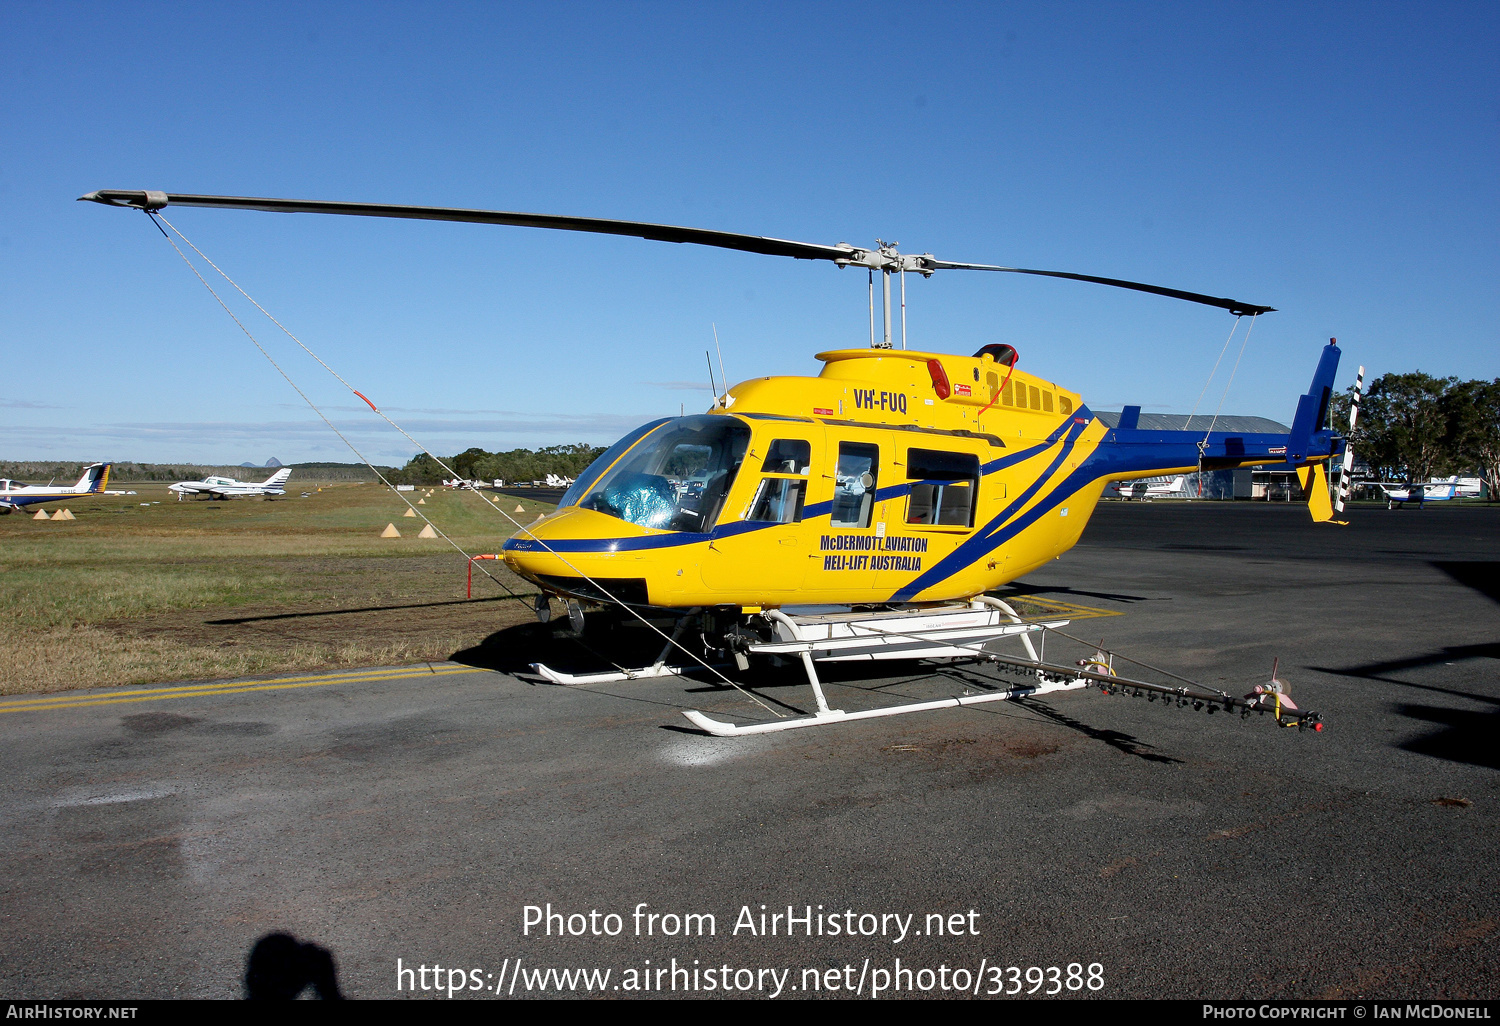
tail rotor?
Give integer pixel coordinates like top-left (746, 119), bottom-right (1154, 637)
top-left (1334, 365), bottom-right (1365, 516)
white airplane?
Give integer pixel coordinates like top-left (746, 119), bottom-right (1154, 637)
top-left (1375, 478), bottom-right (1480, 508)
top-left (1103, 475), bottom-right (1188, 500)
top-left (170, 467), bottom-right (292, 500)
top-left (0, 463), bottom-right (113, 513)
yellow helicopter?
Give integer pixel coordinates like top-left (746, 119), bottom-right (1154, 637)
top-left (82, 189), bottom-right (1340, 735)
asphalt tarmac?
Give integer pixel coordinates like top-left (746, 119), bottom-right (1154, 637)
top-left (2, 502), bottom-right (1496, 1000)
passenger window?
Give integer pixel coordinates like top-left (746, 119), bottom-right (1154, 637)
top-left (761, 439), bottom-right (811, 474)
top-left (831, 442), bottom-right (879, 528)
top-left (906, 448), bottom-right (980, 527)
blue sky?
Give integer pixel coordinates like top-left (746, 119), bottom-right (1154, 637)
top-left (3, 1), bottom-right (1496, 465)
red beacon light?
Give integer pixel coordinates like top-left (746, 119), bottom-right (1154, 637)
top-left (926, 359), bottom-right (952, 399)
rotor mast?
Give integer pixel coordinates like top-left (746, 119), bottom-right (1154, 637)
top-left (861, 241), bottom-right (922, 349)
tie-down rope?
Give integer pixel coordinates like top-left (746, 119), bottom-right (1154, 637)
top-left (145, 211), bottom-right (781, 717)
top-left (1190, 313), bottom-right (1258, 488)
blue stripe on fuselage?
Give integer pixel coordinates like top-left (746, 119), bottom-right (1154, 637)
top-left (888, 414), bottom-right (1090, 602)
top-left (884, 417), bottom-right (1330, 602)
top-left (888, 414), bottom-right (1092, 600)
top-left (503, 409), bottom-right (1101, 559)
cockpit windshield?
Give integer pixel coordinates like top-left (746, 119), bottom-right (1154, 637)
top-left (572, 415), bottom-right (750, 532)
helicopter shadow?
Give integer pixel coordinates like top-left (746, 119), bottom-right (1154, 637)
top-left (1393, 703), bottom-right (1500, 771)
top-left (1431, 561), bottom-right (1500, 605)
top-left (1307, 561), bottom-right (1500, 771)
top-left (450, 617), bottom-right (1065, 724)
top-left (1309, 645), bottom-right (1500, 771)
top-left (449, 616), bottom-right (808, 710)
top-left (935, 663), bottom-right (1184, 764)
top-left (450, 617), bottom-right (672, 677)
top-left (1012, 697), bottom-right (1185, 765)
top-left (999, 583), bottom-right (1153, 605)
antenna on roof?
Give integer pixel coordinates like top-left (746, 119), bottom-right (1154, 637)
top-left (712, 323), bottom-right (728, 400)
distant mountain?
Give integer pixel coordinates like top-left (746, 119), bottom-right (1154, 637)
top-left (239, 462), bottom-right (257, 468)
top-left (265, 458), bottom-right (283, 468)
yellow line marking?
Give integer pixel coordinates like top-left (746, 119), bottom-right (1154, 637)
top-left (2, 664), bottom-right (467, 707)
top-left (1030, 599), bottom-right (1124, 621)
top-left (0, 665), bottom-right (490, 715)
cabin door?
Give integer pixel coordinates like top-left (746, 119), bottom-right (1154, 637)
top-left (801, 438), bottom-right (882, 595)
top-left (700, 434), bottom-right (816, 600)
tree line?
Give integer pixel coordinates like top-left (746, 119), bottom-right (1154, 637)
top-left (1335, 373), bottom-right (1500, 497)
top-left (391, 443), bottom-right (607, 486)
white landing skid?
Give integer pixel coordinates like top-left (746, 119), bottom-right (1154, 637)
top-left (684, 597), bottom-right (1087, 736)
top-left (531, 618), bottom-right (710, 686)
top-left (682, 676), bottom-right (1089, 737)
top-left (532, 661), bottom-right (696, 686)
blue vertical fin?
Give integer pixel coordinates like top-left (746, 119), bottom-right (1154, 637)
top-left (1285, 341), bottom-right (1341, 466)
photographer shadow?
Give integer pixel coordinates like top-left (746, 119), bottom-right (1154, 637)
top-left (243, 932), bottom-right (343, 1000)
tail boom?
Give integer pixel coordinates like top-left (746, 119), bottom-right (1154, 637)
top-left (1083, 342), bottom-right (1343, 513)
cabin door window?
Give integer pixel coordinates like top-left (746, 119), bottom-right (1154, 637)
top-left (830, 442), bottom-right (879, 529)
top-left (746, 438), bottom-right (810, 524)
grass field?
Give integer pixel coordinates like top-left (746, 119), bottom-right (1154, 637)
top-left (9, 481), bottom-right (1477, 696)
top-left (0, 482), bottom-right (547, 694)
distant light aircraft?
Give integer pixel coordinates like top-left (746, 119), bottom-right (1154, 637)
top-left (170, 467), bottom-right (292, 500)
top-left (1375, 477), bottom-right (1481, 509)
top-left (1103, 475), bottom-right (1188, 501)
top-left (0, 463), bottom-right (112, 513)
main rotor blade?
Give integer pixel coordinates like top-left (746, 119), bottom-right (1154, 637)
top-left (80, 189), bottom-right (1275, 315)
top-left (78, 189), bottom-right (848, 263)
top-left (925, 259), bottom-right (1275, 316)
